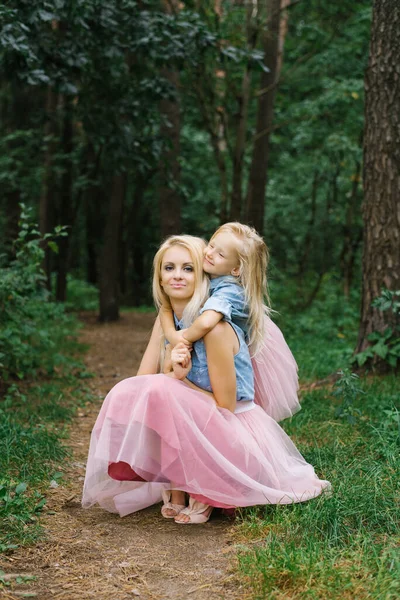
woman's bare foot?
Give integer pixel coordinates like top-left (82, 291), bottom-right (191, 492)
top-left (161, 490), bottom-right (186, 518)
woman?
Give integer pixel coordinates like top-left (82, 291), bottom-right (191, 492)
top-left (82, 236), bottom-right (330, 524)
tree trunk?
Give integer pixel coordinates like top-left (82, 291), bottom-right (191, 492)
top-left (39, 86), bottom-right (59, 288)
top-left (245, 0), bottom-right (284, 233)
top-left (159, 0), bottom-right (181, 239)
top-left (355, 0), bottom-right (400, 355)
top-left (339, 162), bottom-right (362, 297)
top-left (159, 69), bottom-right (181, 238)
top-left (297, 172), bottom-right (319, 278)
top-left (85, 145), bottom-right (103, 285)
top-left (230, 3), bottom-right (260, 221)
top-left (98, 174), bottom-right (126, 322)
top-left (55, 98), bottom-right (74, 302)
top-left (3, 81), bottom-right (32, 257)
top-left (128, 176), bottom-right (149, 306)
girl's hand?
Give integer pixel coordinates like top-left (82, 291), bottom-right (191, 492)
top-left (171, 342), bottom-right (192, 380)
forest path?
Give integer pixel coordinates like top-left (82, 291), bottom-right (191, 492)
top-left (1, 312), bottom-right (244, 600)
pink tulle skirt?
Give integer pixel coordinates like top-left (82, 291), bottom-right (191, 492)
top-left (252, 315), bottom-right (301, 421)
top-left (82, 374), bottom-right (330, 517)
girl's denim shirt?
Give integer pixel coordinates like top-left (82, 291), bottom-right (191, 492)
top-left (173, 278), bottom-right (254, 401)
top-left (201, 275), bottom-right (250, 338)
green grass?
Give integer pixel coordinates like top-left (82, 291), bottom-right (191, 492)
top-left (235, 374), bottom-right (400, 599)
top-left (0, 339), bottom-right (94, 552)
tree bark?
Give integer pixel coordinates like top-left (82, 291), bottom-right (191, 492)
top-left (39, 86), bottom-right (59, 288)
top-left (297, 172), bottom-right (319, 278)
top-left (340, 162), bottom-right (362, 297)
top-left (230, 2), bottom-right (260, 221)
top-left (84, 145), bottom-right (103, 285)
top-left (159, 68), bottom-right (181, 239)
top-left (159, 0), bottom-right (181, 239)
top-left (245, 0), bottom-right (283, 233)
top-left (98, 174), bottom-right (126, 322)
top-left (355, 0), bottom-right (400, 354)
top-left (129, 177), bottom-right (150, 306)
top-left (3, 81), bottom-right (32, 257)
top-left (55, 97), bottom-right (74, 302)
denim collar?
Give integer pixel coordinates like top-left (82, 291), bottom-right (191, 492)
top-left (209, 275), bottom-right (240, 291)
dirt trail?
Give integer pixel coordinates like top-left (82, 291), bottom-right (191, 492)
top-left (0, 313), bottom-right (245, 600)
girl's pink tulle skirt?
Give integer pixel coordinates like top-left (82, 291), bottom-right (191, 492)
top-left (82, 374), bottom-right (330, 516)
top-left (252, 316), bottom-right (301, 422)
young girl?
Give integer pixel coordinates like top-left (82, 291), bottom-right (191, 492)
top-left (160, 222), bottom-right (300, 422)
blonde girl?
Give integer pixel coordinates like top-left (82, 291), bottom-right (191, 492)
top-left (161, 222), bottom-right (301, 422)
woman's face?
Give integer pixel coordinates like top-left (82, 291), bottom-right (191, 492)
top-left (160, 245), bottom-right (196, 302)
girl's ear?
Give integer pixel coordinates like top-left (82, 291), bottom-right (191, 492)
top-left (231, 265), bottom-right (240, 277)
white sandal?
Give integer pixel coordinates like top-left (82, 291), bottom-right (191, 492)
top-left (161, 490), bottom-right (186, 519)
top-left (174, 497), bottom-right (213, 524)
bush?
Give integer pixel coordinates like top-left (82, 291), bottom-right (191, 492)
top-left (54, 275), bottom-right (99, 312)
top-left (0, 205), bottom-right (74, 381)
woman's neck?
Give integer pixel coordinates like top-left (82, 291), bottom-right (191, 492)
top-left (169, 299), bottom-right (187, 321)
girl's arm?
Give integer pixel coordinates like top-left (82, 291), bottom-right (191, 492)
top-left (136, 316), bottom-right (163, 375)
top-left (159, 305), bottom-right (222, 346)
top-left (159, 307), bottom-right (185, 347)
top-left (183, 310), bottom-right (223, 344)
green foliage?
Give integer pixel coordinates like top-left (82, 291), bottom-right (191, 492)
top-left (236, 374), bottom-right (400, 599)
top-left (0, 347), bottom-right (94, 551)
top-left (271, 275), bottom-right (359, 380)
top-left (0, 0), bottom-right (372, 313)
top-left (51, 275), bottom-right (99, 311)
top-left (0, 130), bottom-right (42, 200)
top-left (264, 2), bottom-right (371, 276)
top-left (332, 368), bottom-right (364, 424)
top-left (0, 205), bottom-right (73, 381)
top-left (353, 290), bottom-right (400, 369)
top-left (0, 373), bottom-right (94, 550)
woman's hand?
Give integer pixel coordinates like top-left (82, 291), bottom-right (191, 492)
top-left (171, 342), bottom-right (192, 380)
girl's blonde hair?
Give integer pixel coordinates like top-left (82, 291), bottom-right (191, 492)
top-left (210, 222), bottom-right (271, 354)
top-left (152, 235), bottom-right (209, 327)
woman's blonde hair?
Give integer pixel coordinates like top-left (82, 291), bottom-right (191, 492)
top-left (152, 235), bottom-right (209, 327)
top-left (210, 222), bottom-right (271, 354)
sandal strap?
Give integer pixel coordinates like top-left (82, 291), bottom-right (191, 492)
top-left (185, 498), bottom-right (211, 516)
top-left (164, 502), bottom-right (186, 511)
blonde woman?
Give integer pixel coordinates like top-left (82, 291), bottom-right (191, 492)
top-left (160, 223), bottom-right (301, 422)
top-left (82, 235), bottom-right (330, 524)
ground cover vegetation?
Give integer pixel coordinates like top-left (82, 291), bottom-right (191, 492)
top-left (235, 371), bottom-right (400, 599)
top-left (0, 208), bottom-right (93, 552)
top-left (1, 0), bottom-right (399, 597)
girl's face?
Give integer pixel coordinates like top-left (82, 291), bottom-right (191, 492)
top-left (203, 232), bottom-right (241, 278)
top-left (160, 246), bottom-right (196, 301)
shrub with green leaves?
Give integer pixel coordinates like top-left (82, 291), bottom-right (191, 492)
top-left (0, 205), bottom-right (74, 381)
top-left (353, 289), bottom-right (400, 369)
top-left (51, 275), bottom-right (99, 312)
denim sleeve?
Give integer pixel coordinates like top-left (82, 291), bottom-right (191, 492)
top-left (200, 294), bottom-right (233, 321)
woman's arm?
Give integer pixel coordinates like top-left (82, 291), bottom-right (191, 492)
top-left (203, 322), bottom-right (237, 413)
top-left (136, 316), bottom-right (163, 375)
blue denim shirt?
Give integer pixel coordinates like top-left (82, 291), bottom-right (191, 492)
top-left (173, 313), bottom-right (254, 402)
top-left (200, 276), bottom-right (250, 339)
